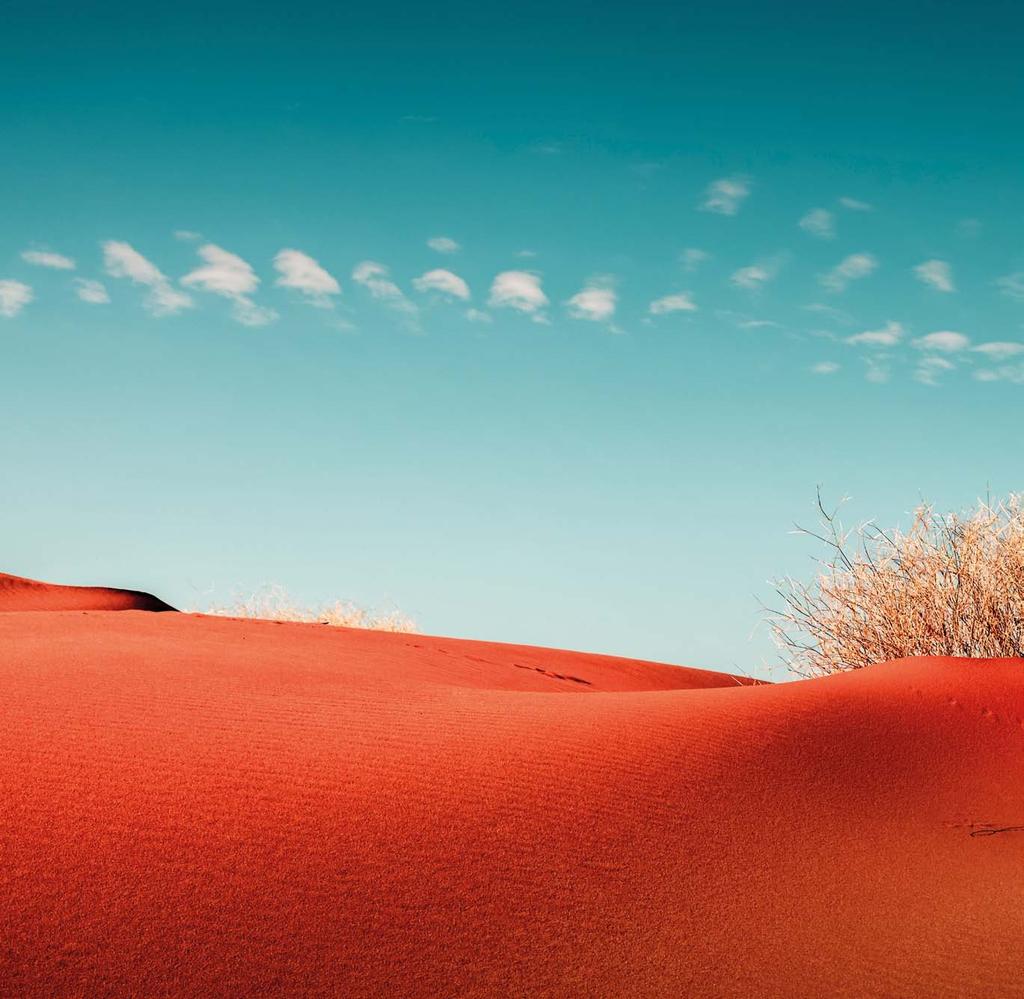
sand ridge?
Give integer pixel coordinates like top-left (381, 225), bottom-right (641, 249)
top-left (0, 571), bottom-right (176, 613)
top-left (0, 586), bottom-right (1021, 996)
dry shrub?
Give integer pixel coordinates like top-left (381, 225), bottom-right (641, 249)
top-left (770, 492), bottom-right (1024, 675)
top-left (203, 585), bottom-right (416, 633)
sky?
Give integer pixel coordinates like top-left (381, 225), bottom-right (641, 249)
top-left (2, 0), bottom-right (1023, 677)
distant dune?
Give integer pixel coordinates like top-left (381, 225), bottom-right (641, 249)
top-left (0, 574), bottom-right (1021, 996)
top-left (0, 570), bottom-right (176, 612)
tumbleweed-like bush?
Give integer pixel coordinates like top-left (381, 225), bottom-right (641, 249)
top-left (203, 585), bottom-right (416, 633)
top-left (770, 492), bottom-right (1024, 676)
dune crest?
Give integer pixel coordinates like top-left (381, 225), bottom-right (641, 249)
top-left (0, 591), bottom-right (1021, 996)
top-left (0, 570), bottom-right (176, 612)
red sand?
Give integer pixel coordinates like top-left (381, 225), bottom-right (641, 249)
top-left (1, 578), bottom-right (1022, 996)
top-left (0, 571), bottom-right (175, 612)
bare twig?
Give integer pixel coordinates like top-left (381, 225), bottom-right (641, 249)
top-left (768, 493), bottom-right (1024, 675)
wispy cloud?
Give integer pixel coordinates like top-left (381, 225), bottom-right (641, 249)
top-left (352, 261), bottom-right (419, 326)
top-left (727, 315), bottom-right (783, 330)
top-left (699, 176), bottom-right (750, 216)
top-left (173, 230), bottom-right (202, 242)
top-left (901, 330), bottom-right (970, 385)
top-left (427, 236), bottom-right (460, 254)
top-left (996, 272), bottom-right (1024, 301)
top-left (803, 302), bottom-right (857, 326)
top-left (865, 358), bottom-right (891, 383)
top-left (21, 249), bottom-right (76, 270)
top-left (957, 218), bottom-right (982, 238)
top-left (838, 196), bottom-right (874, 212)
top-left (912, 330), bottom-right (970, 352)
top-left (821, 253), bottom-right (878, 293)
top-left (0, 280), bottom-right (33, 318)
top-left (798, 209), bottom-right (835, 239)
top-left (680, 248), bottom-right (709, 271)
top-left (74, 278), bottom-right (110, 304)
top-left (413, 268), bottom-right (470, 300)
top-left (914, 355), bottom-right (955, 386)
top-left (913, 259), bottom-right (955, 293)
top-left (182, 244), bottom-right (277, 326)
top-left (974, 364), bottom-right (1024, 384)
top-left (731, 254), bottom-right (786, 291)
top-left (649, 292), bottom-right (697, 315)
top-left (811, 361), bottom-right (840, 375)
top-left (465, 308), bottom-right (493, 324)
top-left (273, 249), bottom-right (341, 308)
top-left (566, 277), bottom-right (616, 324)
top-left (488, 271), bottom-right (548, 318)
top-left (846, 320), bottom-right (903, 347)
top-left (103, 241), bottom-right (193, 316)
top-left (973, 341), bottom-right (1024, 362)
top-left (731, 264), bottom-right (773, 291)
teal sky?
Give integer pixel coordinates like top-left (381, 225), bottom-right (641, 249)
top-left (3, 1), bottom-right (1023, 676)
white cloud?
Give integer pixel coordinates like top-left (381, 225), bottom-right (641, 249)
top-left (352, 261), bottom-right (419, 324)
top-left (0, 280), bottom-right (33, 318)
top-left (821, 253), bottom-right (878, 292)
top-left (102, 241), bottom-right (193, 316)
top-left (74, 278), bottom-right (110, 304)
top-left (273, 249), bottom-right (341, 308)
top-left (21, 249), bottom-right (76, 270)
top-left (973, 341), bottom-right (1024, 361)
top-left (731, 264), bottom-right (773, 290)
top-left (914, 259), bottom-right (955, 293)
top-left (912, 330), bottom-right (970, 352)
top-left (838, 197), bottom-right (874, 212)
top-left (427, 236), bottom-right (460, 254)
top-left (649, 292), bottom-right (697, 315)
top-left (699, 176), bottom-right (750, 216)
top-left (847, 320), bottom-right (903, 347)
top-left (231, 300), bottom-right (279, 327)
top-left (811, 361), bottom-right (840, 375)
top-left (412, 268), bottom-right (470, 301)
top-left (488, 270), bottom-right (548, 315)
top-left (798, 209), bottom-right (835, 239)
top-left (914, 356), bottom-right (956, 386)
top-left (734, 317), bottom-right (782, 329)
top-left (996, 272), bottom-right (1024, 301)
top-left (465, 308), bottom-right (493, 323)
top-left (516, 249), bottom-right (538, 259)
top-left (174, 230), bottom-right (202, 242)
top-left (566, 279), bottom-right (616, 323)
top-left (183, 244), bottom-right (259, 297)
top-left (974, 364), bottom-right (1024, 384)
top-left (182, 243), bottom-right (277, 326)
top-left (680, 248), bottom-right (709, 271)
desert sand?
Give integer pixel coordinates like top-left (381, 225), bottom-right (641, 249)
top-left (0, 570), bottom-right (176, 613)
top-left (0, 572), bottom-right (1022, 997)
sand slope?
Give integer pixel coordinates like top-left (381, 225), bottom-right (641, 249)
top-left (0, 602), bottom-right (1022, 996)
top-left (0, 571), bottom-right (175, 612)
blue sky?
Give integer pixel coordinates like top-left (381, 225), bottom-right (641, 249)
top-left (2, 1), bottom-right (1023, 675)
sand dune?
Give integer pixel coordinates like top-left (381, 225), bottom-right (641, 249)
top-left (0, 579), bottom-right (1021, 997)
top-left (0, 571), bottom-right (176, 613)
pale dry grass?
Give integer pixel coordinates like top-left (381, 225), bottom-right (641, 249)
top-left (203, 585), bottom-right (416, 633)
top-left (769, 492), bottom-right (1024, 676)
